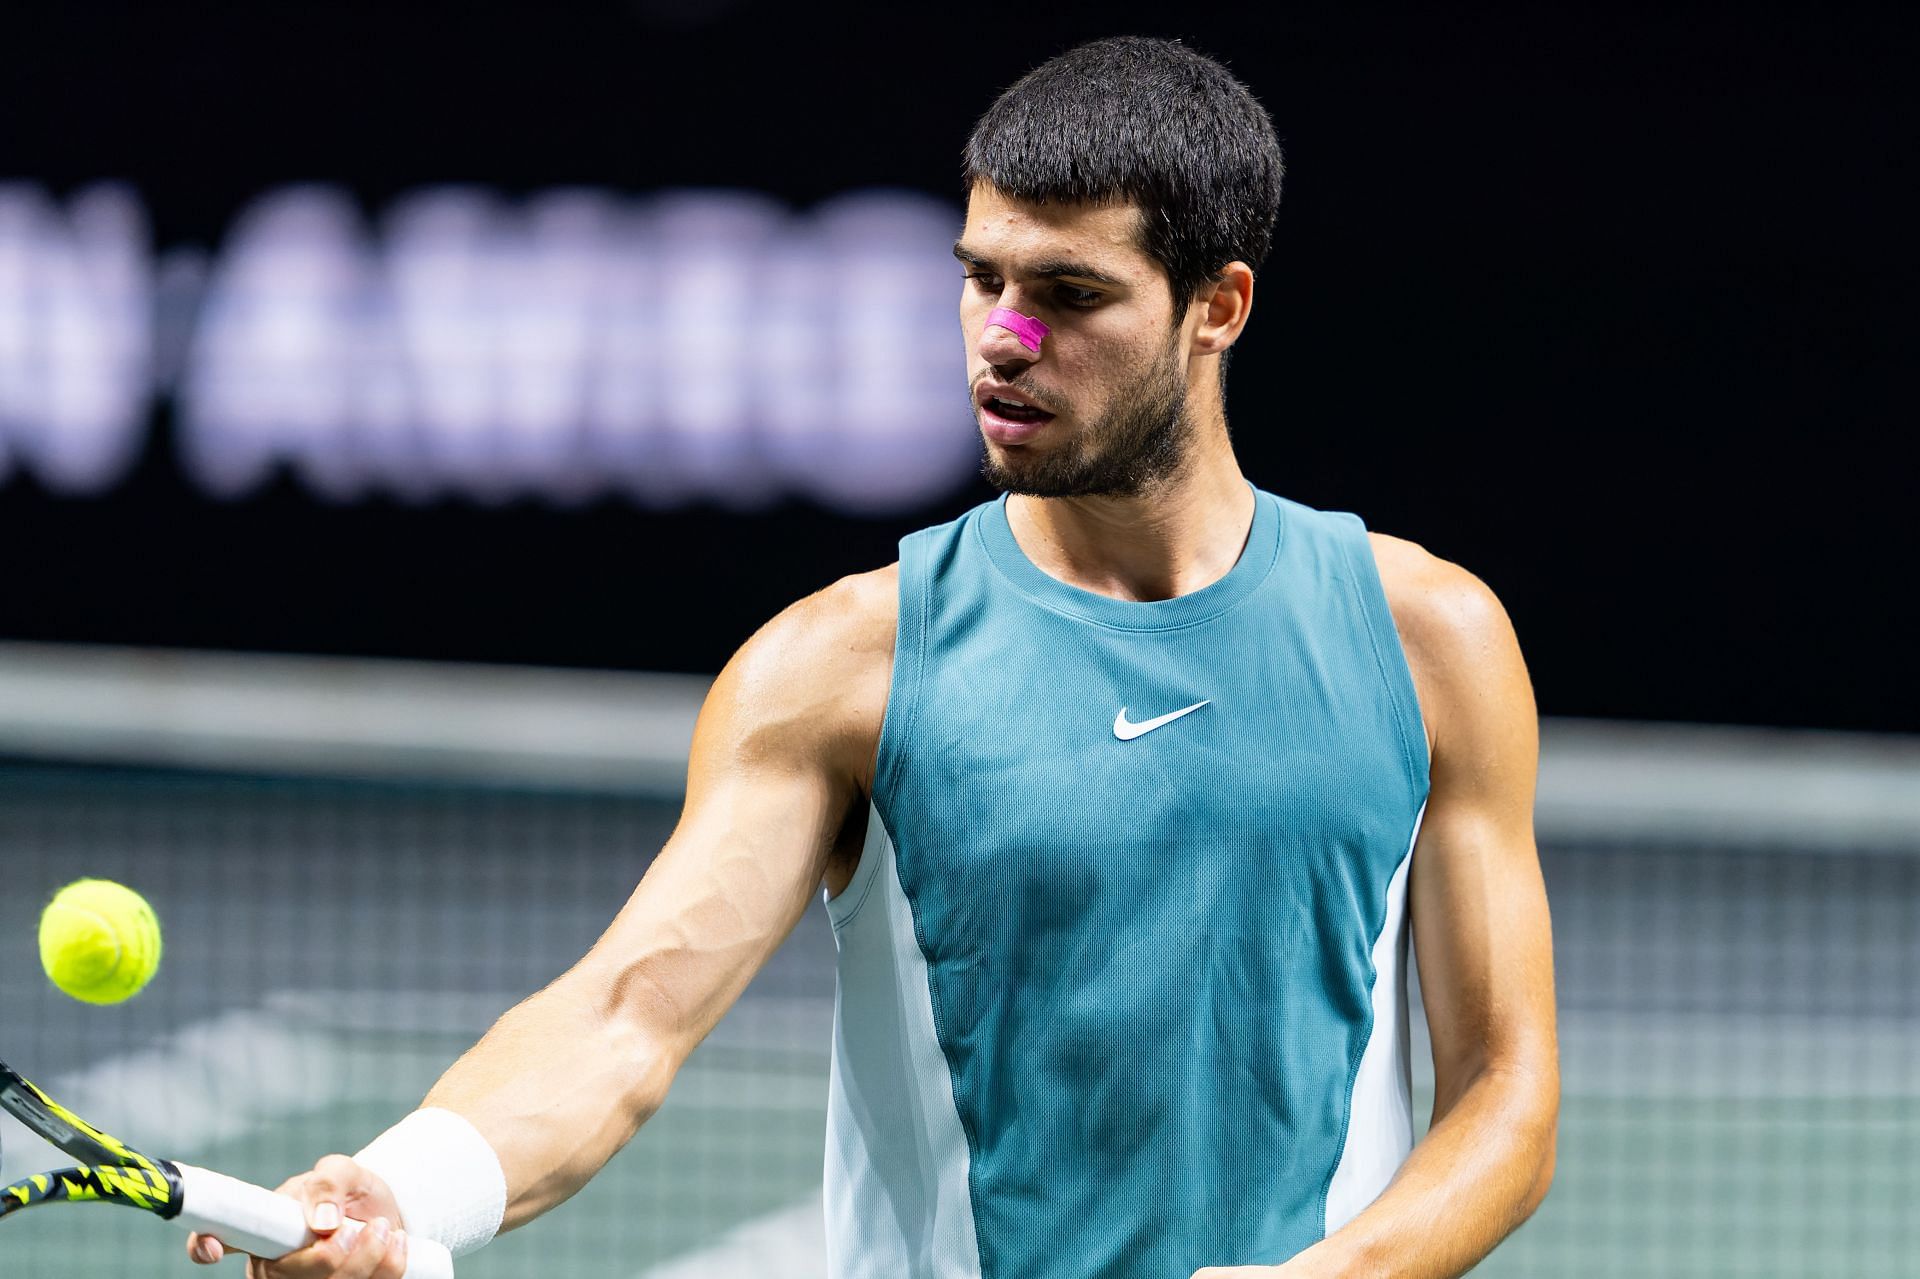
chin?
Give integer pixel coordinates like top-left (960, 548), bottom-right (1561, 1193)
top-left (980, 450), bottom-right (1073, 497)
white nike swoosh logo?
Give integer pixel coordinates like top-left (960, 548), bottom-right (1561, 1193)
top-left (1113, 700), bottom-right (1211, 741)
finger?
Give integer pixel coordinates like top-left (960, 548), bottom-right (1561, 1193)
top-left (185, 1232), bottom-right (224, 1265)
top-left (372, 1226), bottom-right (410, 1279)
top-left (299, 1159), bottom-right (353, 1236)
top-left (338, 1216), bottom-right (396, 1279)
top-left (311, 1152), bottom-right (399, 1232)
top-left (249, 1226), bottom-right (355, 1279)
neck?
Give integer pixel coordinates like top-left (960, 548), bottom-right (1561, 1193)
top-left (1005, 389), bottom-right (1253, 603)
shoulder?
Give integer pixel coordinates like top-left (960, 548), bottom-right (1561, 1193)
top-left (1365, 532), bottom-right (1533, 756)
top-left (1365, 533), bottom-right (1512, 658)
top-left (696, 565), bottom-right (898, 784)
top-left (746, 564), bottom-right (898, 684)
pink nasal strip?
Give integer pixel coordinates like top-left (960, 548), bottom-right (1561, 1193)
top-left (985, 307), bottom-right (1050, 353)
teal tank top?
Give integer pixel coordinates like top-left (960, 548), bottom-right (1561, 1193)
top-left (823, 488), bottom-right (1429, 1278)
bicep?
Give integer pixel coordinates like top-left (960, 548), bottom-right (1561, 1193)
top-left (1405, 576), bottom-right (1556, 1114)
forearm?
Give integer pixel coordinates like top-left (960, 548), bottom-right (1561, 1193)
top-left (420, 968), bottom-right (680, 1231)
top-left (1296, 1064), bottom-right (1557, 1279)
top-left (411, 778), bottom-right (830, 1232)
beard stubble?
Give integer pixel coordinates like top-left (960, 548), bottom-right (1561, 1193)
top-left (979, 330), bottom-right (1192, 499)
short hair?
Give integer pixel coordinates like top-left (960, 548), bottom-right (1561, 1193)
top-left (963, 36), bottom-right (1285, 307)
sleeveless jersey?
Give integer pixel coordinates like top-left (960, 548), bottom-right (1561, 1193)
top-left (822, 488), bottom-right (1429, 1278)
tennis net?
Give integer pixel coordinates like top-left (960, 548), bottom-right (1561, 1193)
top-left (0, 643), bottom-right (1913, 1277)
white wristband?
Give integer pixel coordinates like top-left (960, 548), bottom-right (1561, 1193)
top-left (354, 1108), bottom-right (507, 1257)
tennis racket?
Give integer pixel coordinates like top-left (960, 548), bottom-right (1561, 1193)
top-left (1, 1057), bottom-right (454, 1278)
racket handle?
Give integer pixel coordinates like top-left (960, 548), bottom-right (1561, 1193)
top-left (173, 1163), bottom-right (456, 1279)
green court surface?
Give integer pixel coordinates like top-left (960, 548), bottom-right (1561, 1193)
top-left (3, 765), bottom-right (1915, 1276)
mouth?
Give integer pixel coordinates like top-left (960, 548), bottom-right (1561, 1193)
top-left (975, 382), bottom-right (1058, 445)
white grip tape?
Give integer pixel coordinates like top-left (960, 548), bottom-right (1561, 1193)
top-left (354, 1107), bottom-right (508, 1258)
top-left (173, 1162), bottom-right (455, 1279)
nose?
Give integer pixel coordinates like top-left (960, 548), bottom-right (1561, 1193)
top-left (978, 320), bottom-right (1034, 372)
top-left (977, 305), bottom-right (1048, 371)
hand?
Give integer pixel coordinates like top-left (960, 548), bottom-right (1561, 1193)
top-left (185, 1153), bottom-right (410, 1278)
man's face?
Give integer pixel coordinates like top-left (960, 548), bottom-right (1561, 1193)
top-left (956, 183), bottom-right (1197, 498)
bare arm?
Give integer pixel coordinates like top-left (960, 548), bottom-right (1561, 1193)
top-left (192, 569), bottom-right (895, 1275)
top-left (1201, 540), bottom-right (1559, 1279)
top-left (427, 567), bottom-right (895, 1226)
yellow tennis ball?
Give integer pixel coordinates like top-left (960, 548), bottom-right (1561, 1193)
top-left (38, 879), bottom-right (163, 1005)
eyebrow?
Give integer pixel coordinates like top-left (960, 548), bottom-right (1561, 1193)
top-left (952, 242), bottom-right (1127, 289)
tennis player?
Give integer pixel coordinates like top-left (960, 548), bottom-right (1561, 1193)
top-left (192, 36), bottom-right (1556, 1279)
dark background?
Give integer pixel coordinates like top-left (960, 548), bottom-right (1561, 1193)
top-left (1, 2), bottom-right (1913, 731)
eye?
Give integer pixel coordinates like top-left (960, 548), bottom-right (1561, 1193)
top-left (965, 272), bottom-right (1003, 294)
top-left (1054, 284), bottom-right (1102, 309)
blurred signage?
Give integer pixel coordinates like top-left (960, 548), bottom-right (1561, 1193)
top-left (0, 182), bottom-right (975, 512)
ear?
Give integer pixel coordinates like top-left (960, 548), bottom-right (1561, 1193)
top-left (1189, 262), bottom-right (1255, 357)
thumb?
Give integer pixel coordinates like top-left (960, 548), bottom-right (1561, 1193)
top-left (307, 1196), bottom-right (344, 1234)
top-left (294, 1157), bottom-right (354, 1235)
